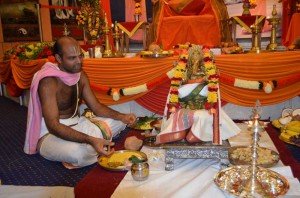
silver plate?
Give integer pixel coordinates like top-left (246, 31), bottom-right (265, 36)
top-left (214, 165), bottom-right (289, 197)
top-left (140, 53), bottom-right (172, 58)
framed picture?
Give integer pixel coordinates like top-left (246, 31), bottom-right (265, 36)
top-left (48, 0), bottom-right (83, 40)
top-left (0, 1), bottom-right (40, 42)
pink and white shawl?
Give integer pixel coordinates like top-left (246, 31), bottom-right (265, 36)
top-left (24, 62), bottom-right (81, 154)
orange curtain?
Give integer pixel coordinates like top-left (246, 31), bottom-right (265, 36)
top-left (135, 79), bottom-right (171, 115)
top-left (283, 13), bottom-right (300, 46)
top-left (2, 51), bottom-right (299, 111)
top-left (0, 60), bottom-right (11, 83)
top-left (11, 59), bottom-right (47, 89)
top-left (155, 0), bottom-right (222, 49)
top-left (215, 51), bottom-right (300, 107)
top-left (82, 56), bottom-right (176, 105)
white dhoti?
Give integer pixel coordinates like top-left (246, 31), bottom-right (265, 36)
top-left (156, 109), bottom-right (240, 144)
top-left (38, 116), bottom-right (126, 167)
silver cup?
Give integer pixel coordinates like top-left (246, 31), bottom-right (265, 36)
top-left (131, 162), bottom-right (149, 181)
top-left (88, 48), bottom-right (95, 58)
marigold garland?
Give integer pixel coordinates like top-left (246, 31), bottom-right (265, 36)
top-left (90, 67), bottom-right (176, 101)
top-left (202, 46), bottom-right (219, 114)
top-left (220, 72), bottom-right (300, 94)
top-left (134, 0), bottom-right (142, 15)
top-left (89, 51), bottom-right (300, 100)
top-left (167, 59), bottom-right (187, 112)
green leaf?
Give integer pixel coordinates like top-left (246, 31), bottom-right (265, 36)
top-left (129, 155), bottom-right (144, 163)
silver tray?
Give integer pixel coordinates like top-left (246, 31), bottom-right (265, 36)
top-left (98, 150), bottom-right (147, 171)
top-left (214, 165), bottom-right (289, 197)
top-left (228, 146), bottom-right (279, 168)
top-left (140, 53), bottom-right (172, 58)
top-left (143, 135), bottom-right (230, 149)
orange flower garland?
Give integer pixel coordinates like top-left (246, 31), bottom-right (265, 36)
top-left (167, 58), bottom-right (187, 113)
top-left (134, 0), bottom-right (142, 15)
top-left (219, 72), bottom-right (300, 94)
top-left (202, 47), bottom-right (219, 114)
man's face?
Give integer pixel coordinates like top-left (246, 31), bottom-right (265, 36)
top-left (58, 41), bottom-right (83, 74)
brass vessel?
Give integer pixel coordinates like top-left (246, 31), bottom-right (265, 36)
top-left (249, 18), bottom-right (262, 54)
top-left (266, 5), bottom-right (281, 51)
top-left (102, 13), bottom-right (113, 58)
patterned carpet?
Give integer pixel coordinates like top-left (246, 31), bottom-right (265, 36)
top-left (0, 96), bottom-right (127, 186)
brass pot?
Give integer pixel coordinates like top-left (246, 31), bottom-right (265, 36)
top-left (131, 161), bottom-right (149, 181)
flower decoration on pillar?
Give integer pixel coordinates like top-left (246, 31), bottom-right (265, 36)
top-left (133, 0), bottom-right (142, 21)
top-left (134, 0), bottom-right (142, 15)
top-left (76, 0), bottom-right (104, 44)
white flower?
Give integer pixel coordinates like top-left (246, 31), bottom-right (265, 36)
top-left (234, 79), bottom-right (260, 89)
top-left (263, 83), bottom-right (273, 94)
top-left (123, 84), bottom-right (147, 96)
top-left (112, 92), bottom-right (120, 101)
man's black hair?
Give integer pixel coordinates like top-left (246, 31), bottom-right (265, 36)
top-left (53, 38), bottom-right (63, 57)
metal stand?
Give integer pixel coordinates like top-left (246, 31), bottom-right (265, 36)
top-left (102, 13), bottom-right (113, 58)
top-left (242, 100), bottom-right (266, 196)
top-left (164, 140), bottom-right (230, 171)
top-left (266, 5), bottom-right (280, 51)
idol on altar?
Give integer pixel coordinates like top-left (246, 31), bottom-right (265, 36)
top-left (156, 44), bottom-right (241, 145)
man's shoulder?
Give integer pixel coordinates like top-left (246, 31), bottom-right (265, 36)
top-left (38, 76), bottom-right (59, 88)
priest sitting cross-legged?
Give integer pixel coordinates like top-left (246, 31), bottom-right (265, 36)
top-left (24, 36), bottom-right (137, 168)
top-left (156, 45), bottom-right (240, 144)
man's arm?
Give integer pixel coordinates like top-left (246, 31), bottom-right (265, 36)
top-left (38, 77), bottom-right (114, 155)
top-left (80, 71), bottom-right (136, 126)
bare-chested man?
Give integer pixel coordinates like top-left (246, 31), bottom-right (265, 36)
top-left (24, 37), bottom-right (137, 168)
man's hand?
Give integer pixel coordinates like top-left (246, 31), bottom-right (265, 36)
top-left (121, 113), bottom-right (137, 128)
top-left (87, 136), bottom-right (115, 156)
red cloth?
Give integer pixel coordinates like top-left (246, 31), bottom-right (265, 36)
top-left (232, 15), bottom-right (265, 27)
top-left (74, 130), bottom-right (145, 198)
top-left (282, 13), bottom-right (300, 46)
top-left (135, 79), bottom-right (170, 115)
top-left (7, 76), bottom-right (23, 97)
top-left (118, 22), bottom-right (140, 32)
top-left (281, 0), bottom-right (296, 46)
top-left (265, 123), bottom-right (300, 181)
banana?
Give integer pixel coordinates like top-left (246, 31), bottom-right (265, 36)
top-left (279, 132), bottom-right (291, 142)
top-left (287, 121), bottom-right (300, 132)
top-left (272, 119), bottom-right (282, 128)
top-left (285, 129), bottom-right (300, 136)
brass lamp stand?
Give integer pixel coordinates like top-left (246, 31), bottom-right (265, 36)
top-left (102, 13), bottom-right (113, 58)
top-left (249, 17), bottom-right (262, 54)
top-left (112, 21), bottom-right (124, 57)
top-left (266, 5), bottom-right (280, 51)
top-left (62, 23), bottom-right (70, 36)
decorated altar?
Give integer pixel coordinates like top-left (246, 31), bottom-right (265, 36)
top-left (1, 50), bottom-right (300, 116)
